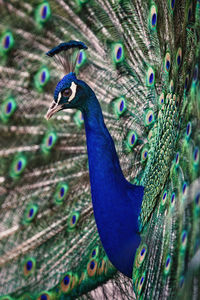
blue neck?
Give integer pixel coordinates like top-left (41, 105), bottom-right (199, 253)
top-left (82, 90), bottom-right (144, 278)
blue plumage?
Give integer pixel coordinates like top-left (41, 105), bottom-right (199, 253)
top-left (47, 69), bottom-right (144, 278)
top-left (82, 88), bottom-right (144, 278)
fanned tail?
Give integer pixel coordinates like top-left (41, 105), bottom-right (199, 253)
top-left (0, 0), bottom-right (199, 299)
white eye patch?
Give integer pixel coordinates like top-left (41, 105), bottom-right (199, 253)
top-left (57, 82), bottom-right (77, 103)
top-left (57, 92), bottom-right (62, 102)
top-left (68, 82), bottom-right (77, 102)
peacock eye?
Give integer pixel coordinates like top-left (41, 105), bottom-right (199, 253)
top-left (62, 88), bottom-right (72, 98)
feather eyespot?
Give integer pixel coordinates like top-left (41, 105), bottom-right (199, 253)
top-left (170, 192), bottom-right (175, 209)
top-left (23, 258), bottom-right (36, 277)
top-left (0, 31), bottom-right (14, 53)
top-left (126, 130), bottom-right (137, 149)
top-left (40, 68), bottom-right (49, 85)
top-left (87, 259), bottom-right (98, 277)
top-left (158, 93), bottom-right (165, 106)
top-left (1, 97), bottom-right (16, 121)
top-left (176, 48), bottom-right (182, 68)
top-left (162, 191), bottom-right (167, 205)
top-left (37, 292), bottom-right (51, 300)
top-left (40, 3), bottom-right (51, 20)
top-left (62, 88), bottom-right (72, 98)
top-left (76, 50), bottom-right (86, 68)
top-left (112, 43), bottom-right (124, 64)
top-left (55, 183), bottom-right (69, 205)
top-left (182, 182), bottom-right (187, 196)
top-left (90, 246), bottom-right (99, 259)
top-left (34, 67), bottom-right (50, 91)
top-left (164, 53), bottom-right (171, 73)
top-left (136, 245), bottom-right (147, 267)
top-left (10, 155), bottom-right (27, 178)
top-left (46, 133), bottom-right (56, 148)
top-left (113, 97), bottom-right (126, 117)
top-left (164, 255), bottom-right (171, 275)
top-left (144, 109), bottom-right (154, 126)
top-left (170, 0), bottom-right (175, 10)
top-left (141, 146), bottom-right (148, 163)
top-left (146, 67), bottom-right (155, 86)
top-left (138, 273), bottom-right (145, 294)
top-left (24, 204), bottom-right (38, 223)
top-left (186, 122), bottom-right (191, 138)
top-left (175, 152), bottom-right (179, 166)
top-left (149, 5), bottom-right (157, 29)
top-left (181, 230), bottom-right (187, 250)
top-left (35, 2), bottom-right (51, 25)
top-left (193, 147), bottom-right (199, 164)
top-left (41, 131), bottom-right (57, 153)
top-left (61, 273), bottom-right (72, 293)
top-left (68, 212), bottom-right (80, 230)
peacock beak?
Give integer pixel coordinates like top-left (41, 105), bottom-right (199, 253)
top-left (45, 101), bottom-right (63, 120)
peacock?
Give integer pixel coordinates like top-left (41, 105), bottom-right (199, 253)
top-left (0, 0), bottom-right (199, 299)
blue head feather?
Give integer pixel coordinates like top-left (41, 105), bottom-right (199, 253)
top-left (54, 72), bottom-right (77, 101)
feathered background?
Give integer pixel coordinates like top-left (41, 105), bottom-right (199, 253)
top-left (0, 0), bottom-right (199, 299)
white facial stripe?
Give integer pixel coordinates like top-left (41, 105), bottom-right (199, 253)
top-left (68, 82), bottom-right (77, 102)
top-left (58, 92), bottom-right (61, 102)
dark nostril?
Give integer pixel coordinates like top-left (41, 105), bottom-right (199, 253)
top-left (50, 102), bottom-right (56, 109)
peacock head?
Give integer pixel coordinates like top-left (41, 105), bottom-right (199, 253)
top-left (45, 41), bottom-right (89, 120)
top-left (45, 72), bottom-right (90, 120)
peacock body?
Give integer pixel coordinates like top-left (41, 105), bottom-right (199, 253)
top-left (0, 0), bottom-right (199, 299)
